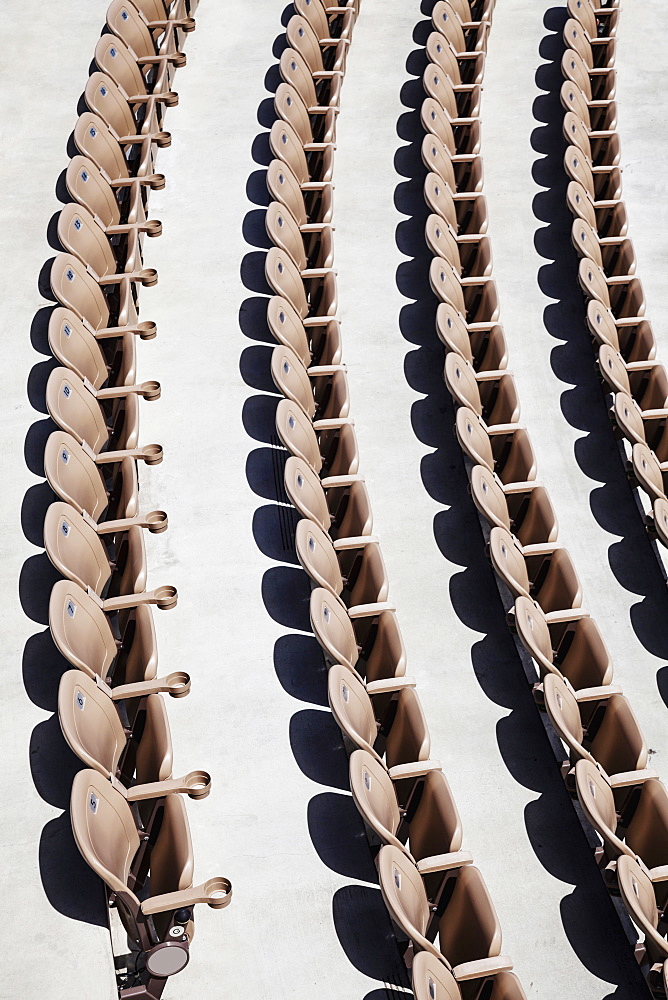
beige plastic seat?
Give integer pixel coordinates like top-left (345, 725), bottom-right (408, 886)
top-left (71, 770), bottom-right (230, 992)
top-left (266, 158), bottom-right (334, 228)
top-left (425, 31), bottom-right (485, 87)
top-left (426, 215), bottom-right (492, 279)
top-left (328, 663), bottom-right (430, 768)
top-left (271, 344), bottom-right (348, 420)
top-left (274, 82), bottom-right (338, 147)
top-left (578, 256), bottom-right (645, 319)
top-left (563, 111), bottom-right (620, 168)
top-left (422, 133), bottom-right (484, 197)
top-left (514, 595), bottom-right (613, 691)
top-left (422, 62), bottom-right (481, 122)
top-left (294, 0), bottom-right (355, 43)
top-left (84, 72), bottom-right (169, 173)
top-left (310, 586), bottom-right (405, 683)
top-left (284, 455), bottom-right (372, 539)
top-left (267, 294), bottom-right (342, 367)
top-left (571, 218), bottom-right (635, 277)
top-left (350, 749), bottom-right (472, 872)
top-left (430, 257), bottom-right (499, 325)
top-left (107, 0), bottom-right (187, 91)
top-left (455, 406), bottom-right (537, 484)
top-left (445, 354), bottom-right (520, 426)
top-left (576, 760), bottom-right (668, 878)
top-left (612, 393), bottom-right (668, 470)
top-left (563, 17), bottom-right (616, 69)
top-left (279, 47), bottom-right (342, 111)
top-left (50, 248), bottom-right (147, 338)
top-left (566, 179), bottom-right (628, 240)
top-left (94, 35), bottom-right (178, 130)
top-left (66, 155), bottom-right (161, 235)
top-left (265, 200), bottom-right (334, 272)
top-left (488, 526), bottom-right (582, 615)
top-left (598, 346), bottom-right (668, 413)
top-left (421, 99), bottom-right (482, 160)
top-left (564, 145), bottom-right (621, 203)
top-left (435, 301), bottom-right (506, 372)
top-left (44, 430), bottom-right (140, 522)
top-left (378, 845), bottom-right (512, 978)
top-left (265, 246), bottom-right (338, 321)
top-left (432, 1), bottom-right (490, 55)
top-left (48, 306), bottom-right (143, 389)
top-left (275, 397), bottom-right (358, 477)
top-left (423, 171), bottom-right (487, 236)
top-left (560, 78), bottom-right (617, 134)
top-left (617, 855), bottom-right (668, 979)
top-left (567, 0), bottom-right (619, 39)
top-left (586, 299), bottom-right (655, 363)
top-left (295, 517), bottom-right (387, 604)
top-left (632, 443), bottom-right (668, 504)
top-left (412, 952), bottom-right (527, 1000)
top-left (470, 465), bottom-right (557, 545)
top-left (543, 673), bottom-right (648, 784)
top-left (286, 14), bottom-right (348, 78)
top-left (561, 48), bottom-right (616, 102)
top-left (131, 0), bottom-right (197, 52)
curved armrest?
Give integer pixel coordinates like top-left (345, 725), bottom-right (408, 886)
top-left (333, 534), bottom-right (379, 550)
top-left (543, 608), bottom-right (590, 624)
top-left (649, 865), bottom-right (668, 883)
top-left (300, 222), bottom-right (335, 233)
top-left (453, 956), bottom-right (514, 982)
top-left (388, 760), bottom-right (442, 781)
top-left (111, 173), bottom-right (165, 189)
top-left (486, 422), bottom-right (523, 435)
top-left (521, 542), bottom-right (561, 556)
top-left (92, 443), bottom-right (163, 466)
top-left (84, 377), bottom-right (160, 401)
top-left (119, 130), bottom-right (172, 148)
top-left (94, 321), bottom-right (157, 340)
top-left (109, 671), bottom-right (191, 701)
top-left (575, 684), bottom-right (623, 703)
top-left (366, 676), bottom-right (416, 696)
top-left (307, 364), bottom-right (347, 376)
top-left (313, 417), bottom-right (355, 430)
top-left (301, 266), bottom-right (338, 278)
top-left (128, 92), bottom-right (178, 108)
top-left (417, 851), bottom-right (474, 875)
top-left (141, 877), bottom-right (232, 916)
top-left (503, 480), bottom-right (543, 493)
top-left (105, 220), bottom-right (162, 238)
top-left (609, 768), bottom-right (659, 789)
top-left (301, 181), bottom-right (334, 191)
top-left (626, 360), bottom-right (661, 372)
top-left (101, 585), bottom-right (177, 612)
top-left (82, 509), bottom-right (168, 535)
top-left (124, 770), bottom-right (211, 802)
top-left (97, 269), bottom-right (159, 289)
top-left (474, 368), bottom-right (508, 381)
top-left (321, 473), bottom-right (365, 487)
top-left (304, 141), bottom-right (336, 152)
top-left (347, 601), bottom-right (396, 618)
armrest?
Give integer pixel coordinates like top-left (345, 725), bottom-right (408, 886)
top-left (301, 182), bottom-right (334, 191)
top-left (388, 760), bottom-right (442, 781)
top-left (459, 276), bottom-right (494, 286)
top-left (141, 877), bottom-right (232, 916)
top-left (88, 443), bottom-right (163, 466)
top-left (301, 266), bottom-right (338, 278)
top-left (100, 585), bottom-right (177, 613)
top-left (300, 223), bottom-right (335, 232)
top-left (321, 473), bottom-right (365, 487)
top-left (609, 768), bottom-right (659, 789)
top-left (543, 608), bottom-right (590, 624)
top-left (453, 956), bottom-right (514, 982)
top-left (649, 866), bottom-right (668, 883)
top-left (366, 676), bottom-right (416, 696)
top-left (450, 116), bottom-right (480, 126)
top-left (312, 417), bottom-right (354, 430)
top-left (626, 360), bottom-right (661, 372)
top-left (605, 274), bottom-right (636, 285)
top-left (486, 422), bottom-right (523, 435)
top-left (640, 409), bottom-right (668, 421)
top-left (575, 684), bottom-right (622, 702)
top-left (94, 321), bottom-right (157, 340)
top-left (82, 509), bottom-right (167, 535)
top-left (333, 534), bottom-right (379, 550)
top-left (520, 542), bottom-right (561, 556)
top-left (503, 480), bottom-right (542, 493)
top-left (307, 364), bottom-right (346, 376)
top-left (108, 671), bottom-right (190, 701)
top-left (123, 770), bottom-right (211, 802)
top-left (467, 321), bottom-right (501, 331)
top-left (589, 99), bottom-right (615, 107)
top-left (416, 850), bottom-right (474, 874)
top-left (474, 368), bottom-right (507, 380)
top-left (347, 601), bottom-right (397, 618)
top-left (304, 142), bottom-right (336, 152)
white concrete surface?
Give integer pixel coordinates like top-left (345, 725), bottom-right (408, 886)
top-left (1, 0), bottom-right (664, 998)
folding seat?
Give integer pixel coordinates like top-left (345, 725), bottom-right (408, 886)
top-left (293, 0), bottom-right (355, 45)
top-left (566, 180), bottom-right (628, 240)
top-left (435, 302), bottom-right (506, 373)
top-left (421, 98), bottom-right (482, 159)
top-left (267, 294), bottom-right (342, 367)
top-left (66, 156), bottom-right (161, 237)
top-left (94, 35), bottom-right (178, 131)
top-left (585, 300), bottom-right (655, 362)
top-left (279, 47), bottom-right (342, 110)
top-left (543, 673), bottom-right (648, 786)
top-left (328, 663), bottom-right (430, 768)
top-left (566, 0), bottom-right (619, 40)
top-left (270, 118), bottom-right (334, 187)
top-left (578, 257), bottom-right (645, 320)
top-left (275, 397), bottom-right (357, 478)
top-left (632, 444), bottom-right (668, 505)
top-left (266, 158), bottom-right (333, 230)
top-left (59, 671), bottom-right (208, 802)
top-left (612, 394), bottom-right (668, 481)
top-left (49, 578), bottom-right (180, 691)
top-left (84, 73), bottom-right (170, 173)
top-left (284, 455), bottom-right (372, 539)
top-left (412, 952), bottom-right (527, 1000)
top-left (563, 111), bottom-right (621, 168)
top-left (488, 525), bottom-right (583, 616)
top-left (45, 365), bottom-right (159, 457)
top-left (286, 15), bottom-right (348, 78)
top-left (564, 145), bottom-right (622, 202)
top-left (428, 217), bottom-right (492, 280)
top-left (430, 257), bottom-right (500, 325)
top-left (379, 845), bottom-right (512, 977)
top-left (70, 770), bottom-right (231, 996)
top-left (271, 345), bottom-right (348, 421)
top-left (598, 347), bottom-right (668, 414)
top-left (425, 31), bottom-right (485, 87)
top-left (513, 595), bottom-right (613, 692)
top-left (265, 201), bottom-right (334, 273)
top-left (423, 63), bottom-right (481, 121)
top-left (444, 354), bottom-right (520, 426)
top-left (617, 855), bottom-right (668, 982)
top-left (576, 761), bottom-right (668, 881)
top-left (275, 82), bottom-right (338, 147)
top-left (265, 247), bottom-right (338, 322)
top-left (422, 136), bottom-right (484, 198)
top-left (455, 407), bottom-right (537, 485)
top-left (470, 464), bottom-right (558, 545)
top-left (432, 1), bottom-right (490, 55)
top-left (44, 430), bottom-right (141, 522)
top-left (571, 219), bottom-right (635, 278)
top-left (310, 586), bottom-right (405, 683)
top-left (48, 307), bottom-right (148, 390)
top-left (295, 518), bottom-right (387, 605)
top-left (129, 0), bottom-right (196, 55)
top-left (561, 49), bottom-right (616, 102)
top-left (50, 249), bottom-right (148, 340)
top-left (449, 0), bottom-right (495, 26)
top-left (44, 500), bottom-right (168, 599)
top-left (349, 749), bottom-right (471, 869)
top-left (563, 17), bottom-right (616, 69)
top-left (424, 172), bottom-right (487, 239)
top-left (560, 78), bottom-right (617, 134)
top-left (106, 0), bottom-right (188, 91)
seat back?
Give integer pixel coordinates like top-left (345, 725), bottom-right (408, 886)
top-left (455, 406), bottom-right (494, 470)
top-left (295, 517), bottom-right (344, 594)
top-left (58, 204), bottom-right (117, 280)
top-left (411, 950), bottom-right (461, 1000)
top-left (135, 691), bottom-right (174, 784)
top-left (564, 145), bottom-right (597, 200)
top-left (444, 353), bottom-right (483, 416)
top-left (275, 83), bottom-right (316, 147)
top-left (279, 48), bottom-right (319, 110)
top-left (276, 397), bottom-right (323, 473)
top-left (48, 307), bottom-right (109, 388)
top-left (44, 501), bottom-right (112, 595)
top-left (425, 32), bottom-right (465, 85)
top-left (49, 579), bottom-right (117, 679)
top-left (328, 663), bottom-right (378, 755)
top-left (586, 300), bottom-right (621, 352)
top-left (386, 687), bottom-right (431, 767)
top-left (624, 779), bottom-right (668, 872)
top-left (542, 674), bottom-right (587, 761)
top-left (407, 769), bottom-right (463, 862)
top-left (421, 100), bottom-right (456, 158)
top-left (309, 587), bottom-right (357, 669)
top-left (378, 845), bottom-right (434, 953)
top-left (431, 257), bottom-right (466, 313)
top-left (284, 456), bottom-right (332, 532)
top-left (66, 156), bottom-right (122, 230)
top-left (348, 749), bottom-right (402, 848)
top-left (432, 1), bottom-right (467, 54)
top-left (286, 15), bottom-right (327, 76)
top-left (563, 111), bottom-right (593, 160)
top-left (294, 0), bottom-right (339, 42)
top-left (618, 856), bottom-right (668, 965)
top-left (51, 252), bottom-right (111, 330)
top-left (265, 247), bottom-right (309, 318)
top-left (561, 49), bottom-right (594, 102)
top-left (597, 343), bottom-right (630, 395)
top-left (46, 366), bottom-right (109, 453)
top-left (513, 596), bottom-right (556, 677)
top-left (566, 180), bottom-right (597, 229)
top-left (422, 64), bottom-right (459, 120)
top-left (566, 0), bottom-right (598, 39)
top-left (632, 443), bottom-right (666, 502)
top-left (571, 218), bottom-right (602, 267)
top-left (574, 760), bottom-right (624, 859)
top-left (267, 295), bottom-right (312, 366)
top-left (85, 71), bottom-right (136, 139)
top-left (425, 212), bottom-right (461, 270)
top-left (266, 202), bottom-right (308, 272)
top-left (589, 688), bottom-right (649, 778)
top-left (74, 113), bottom-right (131, 181)
top-left (469, 465), bottom-right (511, 531)
top-left (271, 345), bottom-right (316, 418)
top-left (488, 527), bottom-right (531, 600)
top-left (71, 768), bottom-right (141, 898)
top-left (424, 172), bottom-right (459, 232)
top-left (95, 33), bottom-right (147, 98)
top-left (438, 864), bottom-right (502, 968)
top-left (44, 431), bottom-right (109, 520)
top-left (578, 256), bottom-right (611, 309)
top-left (59, 670), bottom-right (127, 778)
top-left (613, 393), bottom-right (648, 447)
top-left (107, 0), bottom-right (156, 60)
top-left (435, 300), bottom-right (474, 361)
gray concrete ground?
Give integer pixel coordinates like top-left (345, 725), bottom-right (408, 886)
top-left (0, 0), bottom-right (665, 998)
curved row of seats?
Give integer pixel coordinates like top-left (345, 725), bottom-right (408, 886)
top-left (34, 3), bottom-right (232, 996)
top-left (561, 2), bottom-right (668, 559)
top-left (261, 1), bottom-right (531, 997)
top-left (417, 0), bottom-right (668, 994)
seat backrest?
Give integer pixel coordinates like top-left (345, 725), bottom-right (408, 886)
top-left (586, 300), bottom-right (621, 352)
top-left (574, 760), bottom-right (623, 858)
top-left (267, 295), bottom-right (311, 366)
top-left (455, 406), bottom-right (494, 470)
top-left (624, 779), bottom-right (668, 872)
top-left (123, 602), bottom-right (159, 685)
top-left (407, 769), bottom-right (463, 862)
top-left (571, 218), bottom-right (602, 267)
top-left (46, 366), bottom-right (109, 454)
top-left (286, 15), bottom-right (326, 76)
top-left (632, 443), bottom-right (665, 502)
top-left (561, 49), bottom-right (593, 102)
top-left (378, 845), bottom-right (434, 953)
top-left (432, 1), bottom-right (466, 54)
top-left (275, 397), bottom-right (323, 473)
top-left (425, 32), bottom-right (464, 86)
top-left (348, 749), bottom-right (403, 848)
top-left (566, 180), bottom-right (597, 229)
top-left (48, 307), bottom-right (109, 389)
top-left (425, 212), bottom-right (461, 270)
top-left (295, 517), bottom-right (344, 594)
top-left (44, 501), bottom-right (112, 595)
top-left (309, 587), bottom-right (357, 669)
top-left (57, 203), bottom-right (117, 280)
top-left (59, 670), bottom-right (127, 778)
top-left (95, 33), bottom-right (147, 99)
top-left (85, 71), bottom-right (136, 139)
top-left (51, 252), bottom-right (111, 331)
top-left (283, 456), bottom-right (331, 532)
top-left (444, 352), bottom-right (483, 416)
top-left (438, 864), bottom-right (502, 968)
top-left (564, 145), bottom-right (596, 199)
top-left (597, 343), bottom-right (630, 395)
top-left (578, 256), bottom-right (611, 309)
top-left (618, 855), bottom-right (668, 964)
top-left (423, 171), bottom-right (458, 229)
top-left (488, 527), bottom-right (531, 600)
top-left (560, 80), bottom-right (594, 129)
top-left (421, 100), bottom-right (456, 158)
top-left (265, 247), bottom-right (309, 318)
top-left (566, 0), bottom-right (598, 39)
top-left (589, 688), bottom-right (648, 779)
top-left (107, 0), bottom-right (155, 60)
top-left (422, 64), bottom-right (459, 120)
top-left (135, 691), bottom-right (174, 785)
top-left (145, 793), bottom-right (194, 899)
top-left (71, 768), bottom-right (141, 897)
top-left (412, 950), bottom-right (461, 1000)
top-left (44, 431), bottom-right (109, 520)
top-left (271, 344), bottom-right (316, 419)
top-left (513, 596), bottom-right (556, 677)
top-left (435, 300), bottom-right (475, 361)
top-left (542, 674), bottom-right (586, 760)
top-left (279, 47), bottom-right (318, 110)
top-left (328, 663), bottom-right (378, 755)
top-left (49, 579), bottom-right (117, 679)
top-left (386, 687), bottom-right (431, 767)
top-left (431, 257), bottom-right (466, 313)
top-left (563, 19), bottom-right (594, 69)
top-left (275, 83), bottom-right (316, 147)
top-left (74, 113), bottom-right (130, 182)
top-left (469, 465), bottom-right (511, 532)
top-left (265, 202), bottom-right (307, 272)
top-left (267, 160), bottom-right (309, 230)
top-left (294, 0), bottom-right (333, 42)
top-left (563, 111), bottom-right (592, 160)
top-left (66, 156), bottom-right (121, 230)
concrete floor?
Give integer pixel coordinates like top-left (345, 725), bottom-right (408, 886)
top-left (1, 0), bottom-right (666, 998)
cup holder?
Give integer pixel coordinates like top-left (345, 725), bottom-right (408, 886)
top-left (155, 131), bottom-right (172, 148)
top-left (203, 877), bottom-right (232, 909)
top-left (163, 91), bottom-right (179, 107)
top-left (142, 444), bottom-right (163, 465)
top-left (166, 671), bottom-right (191, 698)
top-left (173, 52), bottom-right (187, 67)
top-left (141, 380), bottom-right (161, 401)
top-left (138, 321), bottom-right (158, 340)
top-left (182, 16), bottom-right (196, 32)
top-left (145, 219), bottom-right (163, 238)
top-left (140, 268), bottom-right (159, 288)
top-left (150, 173), bottom-right (167, 189)
top-left (154, 585), bottom-right (178, 610)
top-left (184, 770), bottom-right (211, 800)
top-left (146, 510), bottom-right (168, 533)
